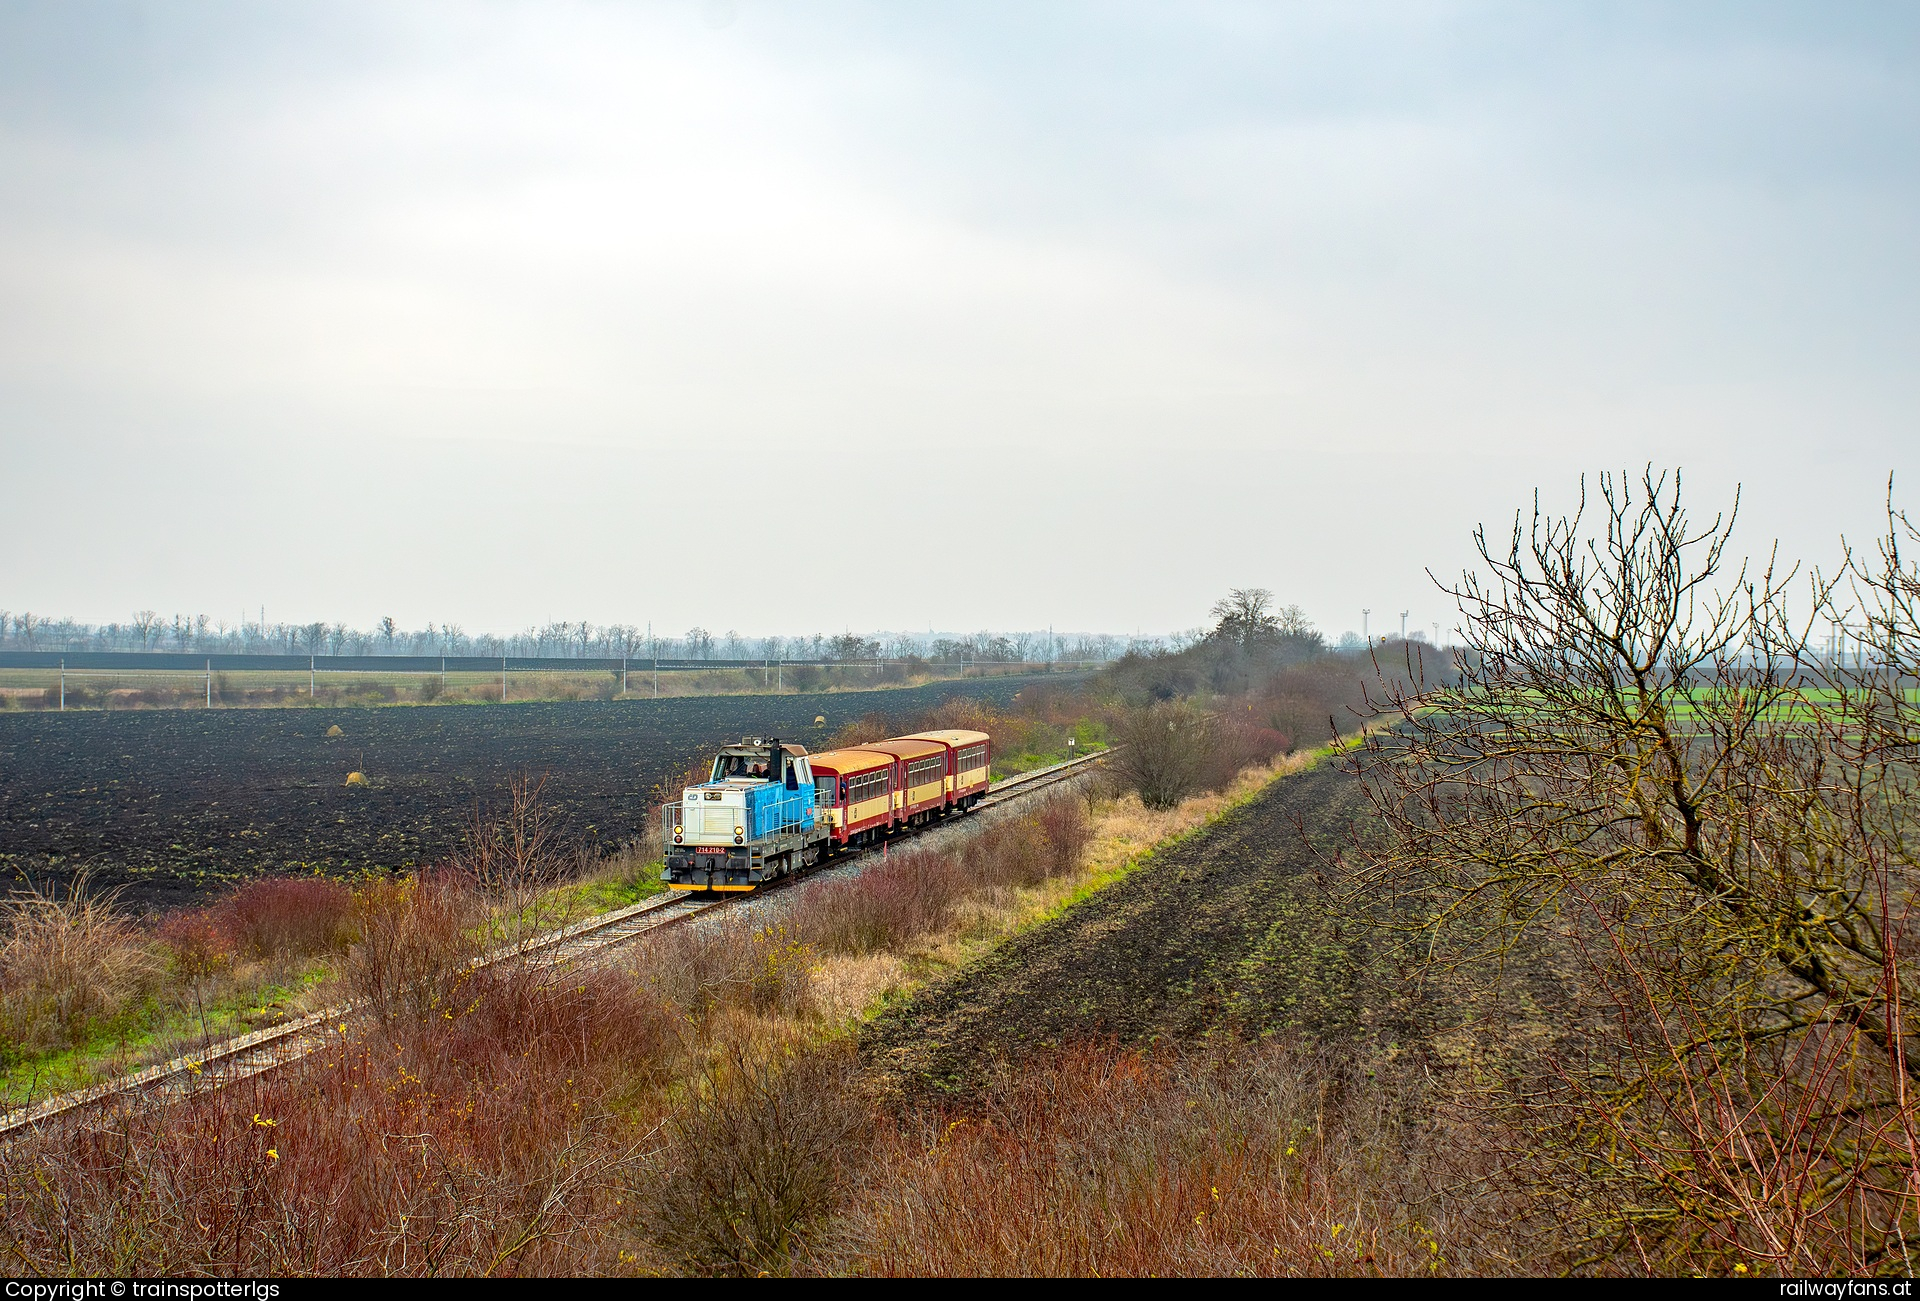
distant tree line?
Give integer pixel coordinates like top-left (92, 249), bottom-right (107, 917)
top-left (0, 609), bottom-right (1174, 664)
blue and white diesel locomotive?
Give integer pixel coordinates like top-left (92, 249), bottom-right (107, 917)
top-left (661, 729), bottom-right (994, 893)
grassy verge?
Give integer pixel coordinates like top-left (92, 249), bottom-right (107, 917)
top-left (989, 718), bottom-right (1109, 779)
top-left (0, 958), bottom-right (339, 1108)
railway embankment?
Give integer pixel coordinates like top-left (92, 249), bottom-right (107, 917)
top-left (0, 747), bottom-right (1105, 1130)
top-left (1, 746), bottom-right (1339, 1275)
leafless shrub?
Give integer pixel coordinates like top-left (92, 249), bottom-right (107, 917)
top-left (787, 794), bottom-right (1095, 959)
top-left (955, 792), bottom-right (1092, 889)
top-left (345, 870), bottom-right (484, 1028)
top-left (958, 818), bottom-right (1045, 889)
top-left (788, 849), bottom-right (967, 956)
top-left (210, 876), bottom-right (356, 961)
top-left (455, 774), bottom-right (582, 952)
top-left (647, 1041), bottom-right (870, 1276)
top-left (458, 774), bottom-right (567, 893)
top-left (1076, 763), bottom-right (1120, 816)
top-left (447, 963), bottom-right (682, 1088)
top-left (155, 908), bottom-right (231, 1043)
top-left (1028, 792), bottom-right (1094, 877)
top-left (1110, 702), bottom-right (1213, 809)
top-left (1198, 718), bottom-right (1292, 791)
top-left (0, 878), bottom-right (157, 1057)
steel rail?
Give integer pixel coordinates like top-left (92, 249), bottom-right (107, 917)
top-left (0, 748), bottom-right (1109, 1137)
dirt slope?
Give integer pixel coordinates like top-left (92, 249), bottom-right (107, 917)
top-left (864, 763), bottom-right (1563, 1095)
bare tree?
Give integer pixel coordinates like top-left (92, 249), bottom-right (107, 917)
top-left (456, 774), bottom-right (578, 953)
top-left (379, 616), bottom-right (397, 651)
top-left (1275, 603), bottom-right (1314, 638)
top-left (1209, 588), bottom-right (1279, 650)
top-left (130, 610), bottom-right (160, 650)
top-left (1351, 469), bottom-right (1919, 1272)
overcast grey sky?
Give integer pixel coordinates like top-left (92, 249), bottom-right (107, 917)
top-left (2, 1), bottom-right (1916, 641)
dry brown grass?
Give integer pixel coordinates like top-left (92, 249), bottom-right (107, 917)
top-left (928, 752), bottom-right (1319, 963)
top-left (806, 953), bottom-right (907, 1026)
top-left (0, 880), bottom-right (158, 1059)
top-left (830, 1040), bottom-right (1519, 1277)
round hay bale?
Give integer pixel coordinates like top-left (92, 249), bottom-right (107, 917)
top-left (814, 715), bottom-right (825, 725)
top-left (344, 771), bottom-right (367, 787)
top-left (326, 724), bottom-right (344, 738)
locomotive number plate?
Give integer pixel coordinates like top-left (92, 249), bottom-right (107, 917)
top-left (695, 847), bottom-right (728, 855)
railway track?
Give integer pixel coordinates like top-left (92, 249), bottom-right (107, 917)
top-left (0, 747), bottom-right (1109, 1138)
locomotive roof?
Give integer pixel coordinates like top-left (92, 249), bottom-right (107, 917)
top-left (899, 729), bottom-right (990, 748)
top-left (807, 746), bottom-right (897, 774)
top-left (716, 738), bottom-right (810, 756)
top-left (859, 737), bottom-right (947, 761)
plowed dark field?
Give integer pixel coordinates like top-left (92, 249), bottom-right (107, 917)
top-left (863, 762), bottom-right (1571, 1093)
top-left (0, 678), bottom-right (1047, 909)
